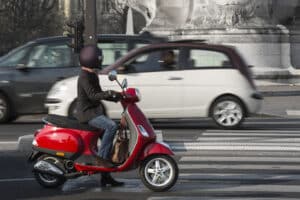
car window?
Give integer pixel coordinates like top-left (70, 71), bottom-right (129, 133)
top-left (186, 49), bottom-right (232, 69)
top-left (0, 46), bottom-right (31, 67)
top-left (98, 43), bottom-right (128, 66)
top-left (27, 44), bottom-right (72, 68)
top-left (117, 49), bottom-right (181, 74)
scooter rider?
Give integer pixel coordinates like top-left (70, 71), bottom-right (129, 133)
top-left (76, 45), bottom-right (124, 187)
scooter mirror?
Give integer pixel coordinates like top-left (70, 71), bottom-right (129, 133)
top-left (108, 70), bottom-right (118, 81)
top-left (121, 78), bottom-right (128, 89)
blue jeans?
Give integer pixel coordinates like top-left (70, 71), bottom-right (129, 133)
top-left (88, 115), bottom-right (118, 159)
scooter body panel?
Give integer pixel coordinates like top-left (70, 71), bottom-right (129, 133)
top-left (73, 103), bottom-right (158, 173)
top-left (34, 125), bottom-right (101, 159)
top-left (139, 142), bottom-right (174, 161)
top-left (32, 87), bottom-right (176, 175)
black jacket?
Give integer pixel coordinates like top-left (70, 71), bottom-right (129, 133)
top-left (76, 70), bottom-right (110, 123)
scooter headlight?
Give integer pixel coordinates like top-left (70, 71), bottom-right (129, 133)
top-left (137, 125), bottom-right (149, 137)
top-left (135, 89), bottom-right (142, 101)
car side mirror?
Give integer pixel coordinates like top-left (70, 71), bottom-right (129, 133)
top-left (121, 78), bottom-right (128, 89)
top-left (16, 63), bottom-right (28, 71)
top-left (108, 70), bottom-right (118, 81)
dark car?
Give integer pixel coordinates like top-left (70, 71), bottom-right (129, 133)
top-left (0, 33), bottom-right (164, 123)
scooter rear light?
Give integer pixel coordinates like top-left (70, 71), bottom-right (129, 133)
top-left (32, 139), bottom-right (38, 146)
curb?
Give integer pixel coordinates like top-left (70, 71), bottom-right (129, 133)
top-left (261, 90), bottom-right (300, 97)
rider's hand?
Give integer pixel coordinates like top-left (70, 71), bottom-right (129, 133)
top-left (107, 90), bottom-right (123, 102)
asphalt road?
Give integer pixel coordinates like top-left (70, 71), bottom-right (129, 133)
top-left (1, 118), bottom-right (300, 199)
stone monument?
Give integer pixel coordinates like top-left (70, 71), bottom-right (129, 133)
top-left (128, 0), bottom-right (300, 79)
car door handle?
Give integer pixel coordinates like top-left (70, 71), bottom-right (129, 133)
top-left (168, 77), bottom-right (183, 80)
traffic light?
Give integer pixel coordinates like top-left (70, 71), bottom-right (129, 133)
top-left (66, 20), bottom-right (84, 53)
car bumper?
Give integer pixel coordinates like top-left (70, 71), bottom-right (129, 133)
top-left (245, 92), bottom-right (263, 115)
top-left (45, 98), bottom-right (69, 116)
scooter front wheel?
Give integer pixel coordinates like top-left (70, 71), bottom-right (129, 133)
top-left (140, 154), bottom-right (178, 192)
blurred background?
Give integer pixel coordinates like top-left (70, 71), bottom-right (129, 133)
top-left (1, 0), bottom-right (300, 73)
top-left (1, 0), bottom-right (300, 122)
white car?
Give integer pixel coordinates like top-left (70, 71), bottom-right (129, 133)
top-left (46, 41), bottom-right (263, 129)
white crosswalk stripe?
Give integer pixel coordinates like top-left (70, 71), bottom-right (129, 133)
top-left (170, 129), bottom-right (300, 199)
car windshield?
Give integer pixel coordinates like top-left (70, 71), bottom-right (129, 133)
top-left (99, 41), bottom-right (149, 67)
top-left (0, 43), bottom-right (32, 67)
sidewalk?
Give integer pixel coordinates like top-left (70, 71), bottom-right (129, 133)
top-left (256, 79), bottom-right (300, 117)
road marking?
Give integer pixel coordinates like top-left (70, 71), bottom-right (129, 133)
top-left (0, 141), bottom-right (18, 151)
top-left (180, 156), bottom-right (300, 163)
top-left (174, 142), bottom-right (300, 146)
top-left (172, 144), bottom-right (300, 151)
top-left (204, 130), bottom-right (300, 134)
top-left (287, 110), bottom-right (300, 116)
top-left (179, 173), bottom-right (300, 181)
top-left (205, 130), bottom-right (300, 133)
top-left (0, 178), bottom-right (34, 183)
top-left (198, 184), bottom-right (300, 194)
top-left (244, 121), bottom-right (300, 125)
top-left (196, 137), bottom-right (300, 142)
top-left (201, 133), bottom-right (300, 136)
top-left (179, 164), bottom-right (300, 170)
top-left (0, 141), bottom-right (18, 144)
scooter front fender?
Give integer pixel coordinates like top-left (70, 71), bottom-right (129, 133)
top-left (139, 142), bottom-right (174, 161)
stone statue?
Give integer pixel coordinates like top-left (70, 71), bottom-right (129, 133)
top-left (191, 0), bottom-right (273, 28)
top-left (126, 0), bottom-right (157, 27)
top-left (125, 0), bottom-right (300, 74)
top-left (127, 0), bottom-right (298, 30)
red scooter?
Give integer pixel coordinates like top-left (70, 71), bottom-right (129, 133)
top-left (29, 71), bottom-right (178, 192)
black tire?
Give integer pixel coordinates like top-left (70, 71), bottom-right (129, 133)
top-left (33, 155), bottom-right (66, 188)
top-left (0, 93), bottom-right (12, 123)
top-left (68, 100), bottom-right (77, 119)
top-left (140, 155), bottom-right (178, 192)
top-left (210, 96), bottom-right (245, 129)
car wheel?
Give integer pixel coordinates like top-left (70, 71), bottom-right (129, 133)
top-left (210, 96), bottom-right (245, 129)
top-left (0, 93), bottom-right (11, 123)
top-left (68, 100), bottom-right (77, 119)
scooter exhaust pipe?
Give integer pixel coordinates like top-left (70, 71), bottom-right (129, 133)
top-left (33, 160), bottom-right (64, 177)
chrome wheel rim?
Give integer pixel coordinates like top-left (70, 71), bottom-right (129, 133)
top-left (213, 100), bottom-right (243, 127)
top-left (0, 98), bottom-right (7, 119)
top-left (144, 157), bottom-right (174, 187)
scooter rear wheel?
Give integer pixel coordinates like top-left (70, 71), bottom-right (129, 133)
top-left (33, 155), bottom-right (66, 188)
top-left (140, 154), bottom-right (178, 192)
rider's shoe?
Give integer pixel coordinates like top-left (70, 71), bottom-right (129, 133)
top-left (101, 173), bottom-right (124, 187)
top-left (95, 157), bottom-right (115, 168)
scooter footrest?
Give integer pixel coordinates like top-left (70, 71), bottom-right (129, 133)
top-left (75, 155), bottom-right (95, 164)
top-left (80, 162), bottom-right (94, 166)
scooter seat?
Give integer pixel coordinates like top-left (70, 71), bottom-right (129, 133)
top-left (43, 115), bottom-right (98, 132)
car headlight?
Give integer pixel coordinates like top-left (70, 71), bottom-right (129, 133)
top-left (48, 82), bottom-right (67, 96)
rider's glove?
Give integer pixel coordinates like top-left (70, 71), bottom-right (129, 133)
top-left (106, 90), bottom-right (123, 102)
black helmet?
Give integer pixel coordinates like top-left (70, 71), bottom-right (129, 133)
top-left (79, 45), bottom-right (103, 69)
